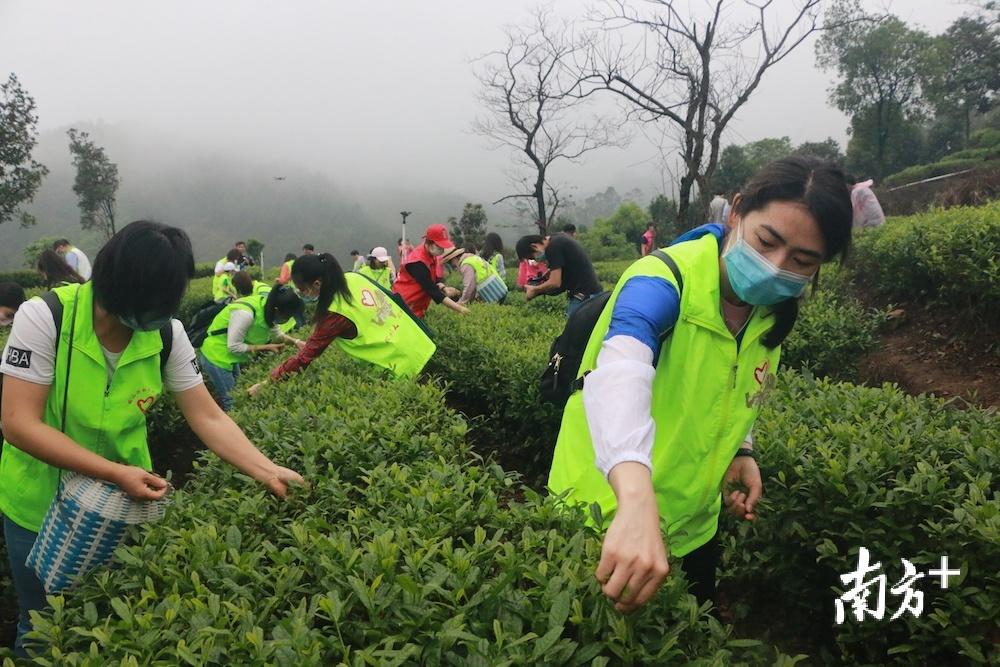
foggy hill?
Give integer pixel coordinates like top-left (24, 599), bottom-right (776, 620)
top-left (1, 122), bottom-right (491, 270)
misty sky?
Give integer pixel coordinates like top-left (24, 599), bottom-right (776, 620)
top-left (1, 0), bottom-right (971, 207)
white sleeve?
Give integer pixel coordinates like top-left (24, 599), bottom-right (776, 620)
top-left (583, 335), bottom-right (657, 477)
top-left (225, 309), bottom-right (254, 355)
top-left (743, 429), bottom-right (753, 447)
top-left (63, 252), bottom-right (79, 271)
top-left (75, 250), bottom-right (92, 280)
top-left (164, 320), bottom-right (204, 393)
top-left (214, 259), bottom-right (225, 275)
top-left (0, 299), bottom-right (58, 385)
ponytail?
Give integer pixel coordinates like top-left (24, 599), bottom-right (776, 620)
top-left (264, 284), bottom-right (303, 327)
top-left (291, 252), bottom-right (351, 322)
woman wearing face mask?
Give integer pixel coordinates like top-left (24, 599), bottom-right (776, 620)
top-left (198, 280), bottom-right (305, 411)
top-left (0, 221), bottom-right (304, 655)
top-left (547, 157), bottom-right (853, 614)
top-left (249, 253), bottom-right (436, 396)
top-left (392, 224), bottom-right (470, 317)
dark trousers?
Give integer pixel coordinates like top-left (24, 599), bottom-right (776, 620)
top-left (680, 533), bottom-right (721, 605)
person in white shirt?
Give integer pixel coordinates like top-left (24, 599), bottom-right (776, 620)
top-left (52, 239), bottom-right (92, 281)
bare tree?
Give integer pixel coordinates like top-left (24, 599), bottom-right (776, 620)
top-left (474, 7), bottom-right (625, 235)
top-left (581, 0), bottom-right (840, 226)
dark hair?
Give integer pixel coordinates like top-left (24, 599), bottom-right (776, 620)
top-left (235, 240), bottom-right (246, 247)
top-left (562, 223), bottom-right (576, 233)
top-left (733, 156), bottom-right (852, 348)
top-left (845, 174), bottom-right (858, 185)
top-left (481, 232), bottom-right (504, 260)
top-left (263, 284), bottom-right (303, 327)
top-left (302, 243), bottom-right (315, 251)
top-left (37, 249), bottom-right (85, 288)
top-left (92, 220), bottom-right (195, 322)
top-left (464, 244), bottom-right (478, 255)
top-left (647, 222), bottom-right (655, 229)
top-left (397, 238), bottom-right (403, 245)
top-left (52, 238), bottom-right (71, 250)
top-left (367, 255), bottom-right (386, 270)
top-left (232, 270), bottom-right (253, 296)
top-left (284, 252), bottom-right (296, 261)
top-left (0, 282), bottom-right (26, 310)
top-left (226, 248), bottom-right (241, 262)
top-left (516, 235), bottom-right (545, 260)
top-left (291, 253), bottom-right (351, 322)
top-left (350, 249), bottom-right (360, 256)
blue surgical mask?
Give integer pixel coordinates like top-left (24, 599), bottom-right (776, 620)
top-left (723, 225), bottom-right (811, 305)
top-left (119, 313), bottom-right (173, 332)
top-left (301, 294), bottom-right (319, 304)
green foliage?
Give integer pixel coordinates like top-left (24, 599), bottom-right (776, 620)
top-left (0, 268), bottom-right (44, 289)
top-left (721, 372), bottom-right (1000, 665)
top-left (19, 347), bottom-right (784, 665)
top-left (67, 128), bottom-right (121, 241)
top-left (883, 144), bottom-right (1000, 187)
top-left (0, 73), bottom-right (48, 228)
top-left (449, 203), bottom-right (488, 250)
top-left (576, 202), bottom-right (646, 262)
top-left (713, 137), bottom-right (845, 195)
top-left (21, 236), bottom-right (62, 269)
top-left (850, 201), bottom-right (1000, 319)
top-left (969, 127), bottom-right (1000, 149)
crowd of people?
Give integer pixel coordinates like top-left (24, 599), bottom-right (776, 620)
top-left (0, 156), bottom-right (867, 655)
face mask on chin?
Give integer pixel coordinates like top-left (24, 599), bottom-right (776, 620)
top-left (722, 222), bottom-right (812, 306)
top-left (119, 313), bottom-right (173, 332)
top-left (428, 243), bottom-right (445, 257)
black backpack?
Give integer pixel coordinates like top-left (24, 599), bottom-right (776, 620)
top-left (538, 249), bottom-right (684, 406)
top-left (186, 299), bottom-right (236, 349)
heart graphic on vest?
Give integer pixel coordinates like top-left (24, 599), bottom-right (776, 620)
top-left (753, 361), bottom-right (770, 385)
top-left (136, 396), bottom-right (156, 413)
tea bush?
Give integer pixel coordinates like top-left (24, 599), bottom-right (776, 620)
top-left (850, 201), bottom-right (1000, 320)
top-left (782, 289), bottom-right (881, 382)
top-left (721, 373), bottom-right (1000, 665)
top-left (16, 351), bottom-right (789, 665)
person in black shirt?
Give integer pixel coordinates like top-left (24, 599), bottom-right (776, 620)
top-left (516, 233), bottom-right (603, 317)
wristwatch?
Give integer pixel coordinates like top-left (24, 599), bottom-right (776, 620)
top-left (734, 447), bottom-right (756, 460)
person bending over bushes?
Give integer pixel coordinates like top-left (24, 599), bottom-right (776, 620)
top-left (0, 221), bottom-right (304, 656)
top-left (249, 252), bottom-right (436, 396)
top-left (548, 156), bottom-right (853, 613)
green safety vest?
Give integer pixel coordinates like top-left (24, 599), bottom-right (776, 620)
top-left (328, 273), bottom-right (436, 379)
top-left (212, 273), bottom-right (234, 301)
top-left (252, 281), bottom-right (271, 297)
top-left (358, 264), bottom-right (392, 290)
top-left (251, 282), bottom-right (297, 335)
top-left (200, 294), bottom-right (270, 370)
top-left (0, 283), bottom-right (165, 532)
top-left (547, 233), bottom-right (782, 557)
top-left (460, 254), bottom-right (500, 283)
top-left (488, 254), bottom-right (503, 273)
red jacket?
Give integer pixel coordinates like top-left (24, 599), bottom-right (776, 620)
top-left (393, 244), bottom-right (441, 318)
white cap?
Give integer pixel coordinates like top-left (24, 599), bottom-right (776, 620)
top-left (369, 246), bottom-right (391, 262)
top-left (223, 262), bottom-right (237, 272)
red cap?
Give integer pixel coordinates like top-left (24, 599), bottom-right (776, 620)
top-left (424, 224), bottom-right (454, 249)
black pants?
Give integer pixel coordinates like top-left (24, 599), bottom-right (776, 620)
top-left (680, 534), bottom-right (721, 605)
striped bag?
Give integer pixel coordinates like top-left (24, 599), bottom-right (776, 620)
top-left (26, 473), bottom-right (169, 593)
top-left (477, 273), bottom-right (509, 303)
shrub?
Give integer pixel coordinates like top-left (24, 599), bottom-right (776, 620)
top-left (783, 288), bottom-right (881, 382)
top-left (721, 372), bottom-right (1000, 665)
top-left (0, 270), bottom-right (44, 289)
top-left (17, 352), bottom-right (786, 665)
top-left (850, 201), bottom-right (1000, 320)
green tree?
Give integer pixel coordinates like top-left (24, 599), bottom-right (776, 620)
top-left (712, 145), bottom-right (752, 195)
top-left (744, 137), bottom-right (794, 169)
top-left (22, 235), bottom-right (62, 268)
top-left (846, 106), bottom-right (925, 179)
top-left (0, 73), bottom-right (49, 227)
top-left (793, 138), bottom-right (845, 165)
top-left (449, 203), bottom-right (488, 249)
top-left (67, 128), bottom-right (121, 240)
top-left (923, 16), bottom-right (1000, 146)
top-left (246, 238), bottom-right (264, 265)
top-left (816, 2), bottom-right (933, 179)
top-left (648, 194), bottom-right (679, 242)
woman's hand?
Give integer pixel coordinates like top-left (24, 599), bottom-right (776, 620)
top-left (256, 465), bottom-right (305, 498)
top-left (723, 455), bottom-right (763, 521)
top-left (597, 462), bottom-right (670, 613)
top-left (255, 343), bottom-right (284, 353)
top-left (248, 381), bottom-right (265, 397)
top-left (294, 339), bottom-right (306, 350)
top-left (113, 465), bottom-right (170, 500)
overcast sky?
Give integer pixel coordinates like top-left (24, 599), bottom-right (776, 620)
top-left (1, 0), bottom-right (973, 204)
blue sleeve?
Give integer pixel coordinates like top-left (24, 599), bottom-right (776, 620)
top-left (605, 276), bottom-right (680, 363)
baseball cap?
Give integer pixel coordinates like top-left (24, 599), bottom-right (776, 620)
top-left (424, 224), bottom-right (454, 249)
top-left (369, 246), bottom-right (391, 262)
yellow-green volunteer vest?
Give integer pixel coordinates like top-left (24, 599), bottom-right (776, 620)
top-left (358, 264), bottom-right (392, 290)
top-left (0, 283), bottom-right (165, 532)
top-left (251, 282), bottom-right (296, 335)
top-left (489, 254), bottom-right (503, 273)
top-left (328, 272), bottom-right (436, 379)
top-left (212, 273), bottom-right (234, 301)
top-left (200, 294), bottom-right (270, 369)
top-left (547, 233), bottom-right (781, 557)
top-left (460, 254), bottom-right (500, 283)
top-left (252, 281), bottom-right (271, 297)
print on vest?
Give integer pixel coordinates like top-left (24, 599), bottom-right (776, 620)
top-left (127, 387), bottom-right (158, 414)
top-left (361, 288), bottom-right (396, 326)
top-left (745, 360), bottom-right (776, 409)
top-left (5, 346), bottom-right (32, 369)
top-left (190, 357), bottom-right (202, 375)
